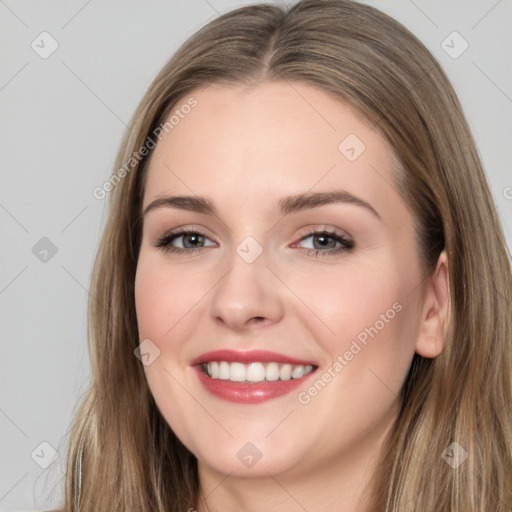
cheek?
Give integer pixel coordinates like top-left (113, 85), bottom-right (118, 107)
top-left (134, 255), bottom-right (205, 344)
top-left (134, 258), bottom-right (203, 449)
top-left (293, 284), bottom-right (416, 444)
top-left (134, 262), bottom-right (165, 341)
top-left (285, 258), bottom-right (408, 341)
top-left (287, 257), bottom-right (418, 389)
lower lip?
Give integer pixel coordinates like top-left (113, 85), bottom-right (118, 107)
top-left (193, 365), bottom-right (316, 404)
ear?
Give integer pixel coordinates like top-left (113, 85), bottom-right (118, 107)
top-left (415, 250), bottom-right (451, 358)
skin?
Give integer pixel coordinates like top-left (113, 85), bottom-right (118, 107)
top-left (134, 80), bottom-right (451, 512)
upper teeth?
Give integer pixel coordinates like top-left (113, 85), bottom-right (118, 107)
top-left (203, 361), bottom-right (315, 382)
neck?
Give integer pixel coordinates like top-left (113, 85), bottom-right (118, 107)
top-left (195, 413), bottom-right (395, 512)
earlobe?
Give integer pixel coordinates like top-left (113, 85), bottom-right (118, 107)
top-left (415, 250), bottom-right (451, 359)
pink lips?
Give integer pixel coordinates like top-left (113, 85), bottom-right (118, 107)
top-left (190, 349), bottom-right (316, 366)
top-left (190, 349), bottom-right (318, 404)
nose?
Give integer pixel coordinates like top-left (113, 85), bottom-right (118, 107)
top-left (209, 246), bottom-right (284, 332)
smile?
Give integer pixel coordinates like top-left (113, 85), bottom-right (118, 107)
top-left (191, 349), bottom-right (319, 404)
top-left (201, 361), bottom-right (315, 382)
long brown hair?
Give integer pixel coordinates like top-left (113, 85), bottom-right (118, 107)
top-left (58, 1), bottom-right (512, 510)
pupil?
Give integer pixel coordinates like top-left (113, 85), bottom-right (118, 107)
top-left (185, 234), bottom-right (202, 248)
top-left (315, 235), bottom-right (335, 249)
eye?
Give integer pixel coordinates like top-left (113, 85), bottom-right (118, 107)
top-left (155, 228), bottom-right (216, 254)
top-left (154, 227), bottom-right (354, 257)
top-left (293, 229), bottom-right (354, 257)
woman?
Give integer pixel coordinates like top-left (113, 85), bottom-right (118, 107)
top-left (59, 0), bottom-right (512, 510)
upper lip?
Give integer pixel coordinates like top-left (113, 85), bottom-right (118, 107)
top-left (190, 349), bottom-right (317, 367)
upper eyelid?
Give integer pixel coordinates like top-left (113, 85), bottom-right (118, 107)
top-left (159, 226), bottom-right (218, 243)
top-left (158, 226), bottom-right (352, 246)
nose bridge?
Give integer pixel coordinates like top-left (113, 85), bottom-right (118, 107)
top-left (209, 235), bottom-right (283, 330)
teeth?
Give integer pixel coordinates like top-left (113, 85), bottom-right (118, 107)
top-left (219, 361), bottom-right (230, 380)
top-left (230, 362), bottom-right (246, 382)
top-left (291, 365), bottom-right (304, 379)
top-left (247, 362), bottom-right (266, 382)
top-left (204, 361), bottom-right (315, 383)
top-left (210, 361), bottom-right (219, 379)
top-left (265, 362), bottom-right (280, 381)
top-left (280, 364), bottom-right (292, 380)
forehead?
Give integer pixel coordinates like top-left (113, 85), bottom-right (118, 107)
top-left (143, 81), bottom-right (401, 216)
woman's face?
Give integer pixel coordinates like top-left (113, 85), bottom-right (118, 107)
top-left (135, 81), bottom-right (433, 480)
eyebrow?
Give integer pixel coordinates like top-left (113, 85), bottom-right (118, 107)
top-left (142, 189), bottom-right (381, 220)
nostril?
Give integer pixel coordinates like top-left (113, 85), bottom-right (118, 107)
top-left (246, 316), bottom-right (267, 326)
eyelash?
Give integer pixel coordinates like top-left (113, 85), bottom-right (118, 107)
top-left (154, 228), bottom-right (354, 258)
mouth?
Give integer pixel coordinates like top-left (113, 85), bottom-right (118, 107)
top-left (191, 349), bottom-right (319, 404)
top-left (200, 361), bottom-right (316, 382)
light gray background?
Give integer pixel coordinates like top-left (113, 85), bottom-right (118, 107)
top-left (1, 0), bottom-right (511, 510)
